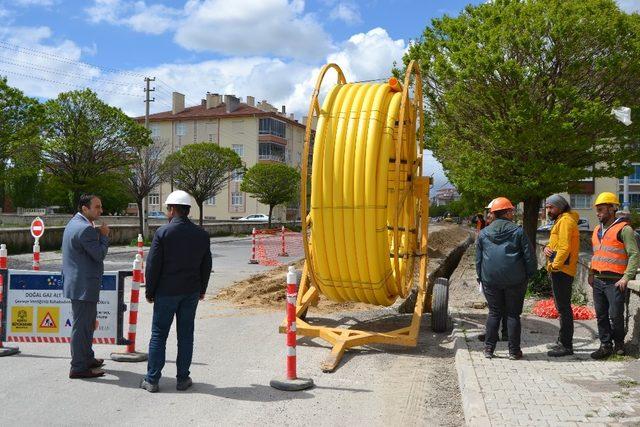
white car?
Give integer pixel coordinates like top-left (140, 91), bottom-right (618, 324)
top-left (537, 218), bottom-right (590, 231)
top-left (238, 214), bottom-right (269, 222)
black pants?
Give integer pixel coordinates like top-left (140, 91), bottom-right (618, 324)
top-left (593, 277), bottom-right (627, 346)
top-left (70, 300), bottom-right (97, 373)
top-left (550, 271), bottom-right (574, 349)
top-left (483, 283), bottom-right (527, 353)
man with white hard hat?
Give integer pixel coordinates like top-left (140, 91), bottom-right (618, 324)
top-left (140, 190), bottom-right (212, 393)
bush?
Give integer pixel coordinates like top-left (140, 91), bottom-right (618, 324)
top-left (527, 267), bottom-right (552, 297)
top-left (129, 237), bottom-right (152, 247)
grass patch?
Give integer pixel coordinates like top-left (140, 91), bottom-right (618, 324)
top-left (608, 411), bottom-right (627, 418)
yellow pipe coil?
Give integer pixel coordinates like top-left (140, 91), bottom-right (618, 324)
top-left (310, 78), bottom-right (418, 306)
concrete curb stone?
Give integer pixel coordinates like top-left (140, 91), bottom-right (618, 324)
top-left (451, 310), bottom-right (491, 427)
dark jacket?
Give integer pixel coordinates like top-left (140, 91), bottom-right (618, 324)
top-left (145, 216), bottom-right (212, 299)
top-left (62, 213), bottom-right (109, 302)
top-left (475, 218), bottom-right (537, 287)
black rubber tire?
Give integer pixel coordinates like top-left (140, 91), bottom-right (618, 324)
top-left (431, 277), bottom-right (450, 332)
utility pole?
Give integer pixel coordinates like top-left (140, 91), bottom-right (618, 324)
top-left (143, 77), bottom-right (156, 238)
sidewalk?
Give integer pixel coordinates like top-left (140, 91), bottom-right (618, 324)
top-left (454, 311), bottom-right (640, 426)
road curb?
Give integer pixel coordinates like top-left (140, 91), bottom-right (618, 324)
top-left (452, 313), bottom-right (491, 427)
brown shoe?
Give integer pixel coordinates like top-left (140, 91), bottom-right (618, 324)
top-left (89, 358), bottom-right (105, 369)
top-left (69, 368), bottom-right (105, 379)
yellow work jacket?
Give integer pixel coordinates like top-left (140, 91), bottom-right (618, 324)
top-left (546, 211), bottom-right (580, 277)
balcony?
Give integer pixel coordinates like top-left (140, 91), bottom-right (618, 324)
top-left (258, 154), bottom-right (285, 163)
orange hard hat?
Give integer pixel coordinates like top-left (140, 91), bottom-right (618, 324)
top-left (490, 197), bottom-right (514, 213)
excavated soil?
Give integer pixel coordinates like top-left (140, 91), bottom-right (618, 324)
top-left (215, 224), bottom-right (471, 311)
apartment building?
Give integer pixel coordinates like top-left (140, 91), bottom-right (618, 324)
top-left (138, 92), bottom-right (307, 221)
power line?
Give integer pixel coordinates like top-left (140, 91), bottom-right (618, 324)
top-left (0, 40), bottom-right (199, 104)
top-left (0, 57), bottom-right (140, 88)
top-left (0, 40), bottom-right (146, 78)
top-left (0, 68), bottom-right (142, 98)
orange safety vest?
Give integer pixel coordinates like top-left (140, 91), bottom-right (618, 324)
top-left (591, 220), bottom-right (629, 274)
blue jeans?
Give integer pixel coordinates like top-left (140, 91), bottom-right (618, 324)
top-left (145, 292), bottom-right (200, 384)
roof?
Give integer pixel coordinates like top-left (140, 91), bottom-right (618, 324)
top-left (135, 102), bottom-right (305, 128)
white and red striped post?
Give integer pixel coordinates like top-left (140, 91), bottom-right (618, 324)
top-left (0, 247), bottom-right (19, 356)
top-left (285, 266), bottom-right (298, 378)
top-left (270, 266), bottom-right (313, 391)
top-left (0, 244), bottom-right (7, 269)
top-left (279, 226), bottom-right (289, 257)
top-left (110, 254), bottom-right (148, 362)
top-left (249, 227), bottom-right (259, 264)
top-left (127, 254), bottom-right (142, 353)
top-left (137, 234), bottom-right (145, 285)
top-left (32, 239), bottom-right (40, 271)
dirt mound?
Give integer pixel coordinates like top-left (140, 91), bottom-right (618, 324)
top-left (215, 224), bottom-right (470, 312)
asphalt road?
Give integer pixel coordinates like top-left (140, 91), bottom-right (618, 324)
top-left (0, 235), bottom-right (463, 426)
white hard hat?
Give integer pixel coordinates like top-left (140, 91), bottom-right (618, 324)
top-left (485, 198), bottom-right (496, 210)
top-left (165, 190), bottom-right (192, 207)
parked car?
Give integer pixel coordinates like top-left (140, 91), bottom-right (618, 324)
top-left (125, 203), bottom-right (138, 216)
top-left (148, 211), bottom-right (168, 219)
top-left (537, 218), bottom-right (590, 231)
top-left (238, 214), bottom-right (269, 222)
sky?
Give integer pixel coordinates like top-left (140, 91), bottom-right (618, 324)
top-left (1, 0), bottom-right (639, 190)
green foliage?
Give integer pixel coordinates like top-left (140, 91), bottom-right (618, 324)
top-left (240, 163), bottom-right (300, 227)
top-left (402, 0), bottom-right (640, 244)
top-left (0, 77), bottom-right (44, 207)
top-left (629, 209), bottom-right (640, 230)
top-left (41, 89), bottom-right (149, 210)
top-left (163, 142), bottom-right (243, 225)
top-left (429, 204), bottom-right (448, 217)
top-left (527, 267), bottom-right (552, 298)
top-left (129, 237), bottom-right (152, 247)
top-left (6, 173), bottom-right (45, 208)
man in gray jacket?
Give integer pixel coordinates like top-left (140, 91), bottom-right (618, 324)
top-left (476, 197), bottom-right (537, 360)
top-left (62, 194), bottom-right (109, 379)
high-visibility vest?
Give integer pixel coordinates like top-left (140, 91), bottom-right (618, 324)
top-left (591, 221), bottom-right (629, 274)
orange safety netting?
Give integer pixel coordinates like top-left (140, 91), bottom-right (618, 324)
top-left (532, 298), bottom-right (596, 320)
top-left (254, 228), bottom-right (304, 266)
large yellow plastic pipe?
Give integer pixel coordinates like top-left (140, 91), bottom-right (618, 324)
top-left (310, 78), bottom-right (417, 306)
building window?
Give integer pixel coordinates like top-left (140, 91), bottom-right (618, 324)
top-left (618, 193), bottom-right (640, 208)
top-left (622, 164), bottom-right (640, 184)
top-left (150, 124), bottom-right (160, 138)
top-left (259, 118), bottom-right (286, 138)
top-left (231, 170), bottom-right (243, 182)
top-left (176, 123), bottom-right (187, 136)
top-left (232, 144), bottom-right (244, 157)
top-left (205, 195), bottom-right (216, 206)
top-left (569, 194), bottom-right (592, 209)
top-left (258, 142), bottom-right (285, 162)
top-left (149, 193), bottom-right (160, 205)
top-left (231, 192), bottom-right (244, 206)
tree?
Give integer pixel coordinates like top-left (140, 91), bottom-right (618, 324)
top-left (403, 0), bottom-right (640, 244)
top-left (125, 140), bottom-right (169, 237)
top-left (163, 143), bottom-right (243, 225)
top-left (240, 163), bottom-right (300, 227)
top-left (41, 89), bottom-right (150, 210)
top-left (0, 77), bottom-right (43, 208)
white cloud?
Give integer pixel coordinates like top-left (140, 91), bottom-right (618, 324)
top-left (616, 0), bottom-right (640, 13)
top-left (86, 0), bottom-right (181, 35)
top-left (174, 0), bottom-right (332, 60)
top-left (329, 2), bottom-right (362, 25)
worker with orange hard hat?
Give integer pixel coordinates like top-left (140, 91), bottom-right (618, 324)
top-left (475, 197), bottom-right (537, 360)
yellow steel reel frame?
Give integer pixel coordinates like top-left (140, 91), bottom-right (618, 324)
top-left (281, 61), bottom-right (431, 372)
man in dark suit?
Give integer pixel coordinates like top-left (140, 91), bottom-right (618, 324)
top-left (140, 190), bottom-right (212, 393)
top-left (62, 194), bottom-right (109, 379)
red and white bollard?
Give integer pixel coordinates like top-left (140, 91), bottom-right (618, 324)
top-left (137, 234), bottom-right (145, 285)
top-left (0, 243), bottom-right (7, 269)
top-left (279, 226), bottom-right (289, 257)
top-left (0, 252), bottom-right (19, 356)
top-left (110, 254), bottom-right (148, 362)
top-left (249, 227), bottom-right (259, 264)
top-left (270, 266), bottom-right (313, 391)
top-left (32, 239), bottom-right (40, 271)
